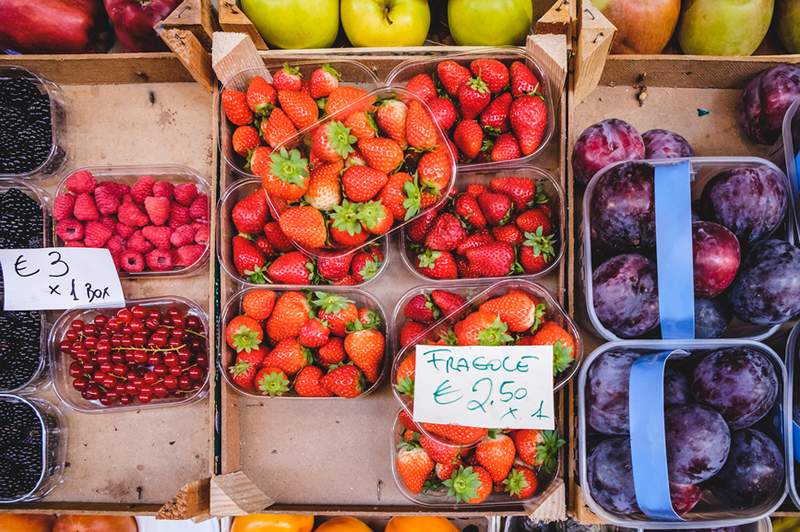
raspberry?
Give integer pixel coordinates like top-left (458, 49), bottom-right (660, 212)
top-left (73, 192), bottom-right (99, 221)
top-left (264, 221), bottom-right (294, 251)
top-left (131, 175), bottom-right (155, 204)
top-left (53, 193), bottom-right (75, 221)
top-left (66, 241), bottom-right (85, 248)
top-left (168, 204), bottom-right (191, 228)
top-left (193, 224), bottom-right (209, 246)
top-left (142, 225), bottom-right (172, 250)
top-left (117, 199), bottom-right (149, 227)
top-left (94, 184), bottom-right (120, 215)
top-left (152, 181), bottom-right (174, 199)
top-left (127, 230), bottom-right (153, 254)
top-left (144, 196), bottom-right (171, 226)
top-left (99, 216), bottom-right (116, 231)
top-left (170, 224), bottom-right (196, 247)
top-left (173, 183), bottom-right (198, 206)
top-left (106, 234), bottom-right (126, 255)
top-left (189, 195), bottom-right (209, 222)
top-left (115, 222), bottom-right (136, 239)
top-left (65, 170), bottom-right (96, 194)
top-left (119, 250), bottom-right (145, 273)
top-left (175, 244), bottom-right (205, 267)
top-left (146, 249), bottom-right (174, 271)
top-left (83, 221), bottom-right (113, 247)
top-left (103, 182), bottom-right (130, 197)
top-left (55, 218), bottom-right (84, 242)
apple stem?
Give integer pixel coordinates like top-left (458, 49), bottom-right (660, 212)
top-left (383, 4), bottom-right (393, 25)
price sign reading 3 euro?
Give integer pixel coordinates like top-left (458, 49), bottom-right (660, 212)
top-left (413, 344), bottom-right (555, 430)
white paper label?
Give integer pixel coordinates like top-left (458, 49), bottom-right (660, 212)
top-left (412, 344), bottom-right (555, 430)
top-left (0, 248), bottom-right (125, 311)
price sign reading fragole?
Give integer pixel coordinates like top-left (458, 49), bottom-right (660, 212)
top-left (0, 248), bottom-right (125, 311)
top-left (413, 344), bottom-right (555, 430)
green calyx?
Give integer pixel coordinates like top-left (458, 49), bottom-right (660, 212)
top-left (503, 468), bottom-right (530, 497)
top-left (325, 120), bottom-right (356, 159)
top-left (330, 199), bottom-right (364, 236)
top-left (438, 328), bottom-right (458, 346)
top-left (443, 466), bottom-right (480, 503)
top-left (552, 339), bottom-right (574, 374)
top-left (395, 376), bottom-right (415, 398)
top-left (359, 258), bottom-right (380, 282)
top-left (312, 291), bottom-right (353, 314)
top-left (468, 76), bottom-right (489, 94)
top-left (534, 430), bottom-right (566, 474)
top-left (357, 200), bottom-right (387, 230)
top-left (535, 180), bottom-right (549, 205)
top-left (417, 249), bottom-right (442, 270)
top-left (523, 228), bottom-right (555, 260)
top-left (359, 308), bottom-right (382, 328)
top-left (281, 63), bottom-right (301, 78)
top-left (402, 179), bottom-right (422, 221)
top-left (530, 303), bottom-right (547, 334)
top-left (244, 264), bottom-right (269, 285)
top-left (257, 369), bottom-right (289, 397)
top-left (478, 316), bottom-right (513, 346)
top-left (229, 360), bottom-right (252, 376)
top-left (322, 64), bottom-right (341, 80)
top-left (232, 325), bottom-right (260, 352)
top-left (270, 148), bottom-right (309, 187)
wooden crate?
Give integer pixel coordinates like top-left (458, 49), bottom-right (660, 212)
top-left (211, 46), bottom-right (569, 518)
top-left (566, 54), bottom-right (800, 524)
top-left (0, 54), bottom-right (215, 518)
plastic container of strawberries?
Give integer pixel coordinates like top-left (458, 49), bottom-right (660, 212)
top-left (219, 286), bottom-right (389, 399)
top-left (385, 47), bottom-right (555, 170)
top-left (52, 164), bottom-right (211, 278)
top-left (218, 60), bottom-right (380, 180)
top-left (216, 177), bottom-right (389, 286)
top-left (399, 164), bottom-right (564, 283)
top-left (390, 279), bottom-right (581, 446)
top-left (47, 296), bottom-right (210, 413)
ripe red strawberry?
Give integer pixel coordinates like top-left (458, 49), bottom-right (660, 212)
top-left (437, 60), bottom-right (471, 96)
top-left (310, 64), bottom-right (340, 99)
top-left (83, 220), bottom-right (113, 247)
top-left (65, 170), bottom-right (96, 194)
top-left (242, 289), bottom-right (276, 320)
top-left (477, 191), bottom-right (513, 226)
top-left (254, 367), bottom-right (290, 396)
top-left (415, 249), bottom-right (457, 280)
top-left (278, 206), bottom-right (327, 250)
top-left (422, 424), bottom-right (488, 446)
top-left (479, 92), bottom-right (512, 134)
top-left (314, 292), bottom-right (358, 337)
top-left (53, 193), bottom-right (75, 221)
top-left (405, 73), bottom-right (437, 103)
top-left (436, 459), bottom-right (463, 481)
top-left (261, 108), bottom-right (298, 150)
top-left (491, 133), bottom-right (521, 162)
top-left (480, 289), bottom-right (540, 332)
top-left (399, 321), bottom-right (426, 349)
top-left (272, 63), bottom-right (302, 91)
top-left (406, 207), bottom-right (439, 242)
top-left (294, 365), bottom-right (332, 397)
top-left (519, 229), bottom-right (556, 274)
top-left (342, 166), bottom-right (388, 202)
top-left (278, 90), bottom-right (318, 130)
top-left (492, 224), bottom-right (522, 246)
top-left (455, 231), bottom-right (495, 256)
top-left (464, 241), bottom-right (516, 277)
top-left (262, 148), bottom-right (310, 201)
top-left (512, 429), bottom-right (565, 473)
top-left (299, 318), bottom-right (330, 348)
top-left (321, 363), bottom-right (364, 398)
top-left (431, 290), bottom-right (466, 316)
top-left (516, 207), bottom-right (552, 234)
top-left (232, 126), bottom-right (260, 157)
top-left (73, 192), bottom-right (99, 221)
top-left (247, 146), bottom-right (273, 176)
top-left (489, 176), bottom-right (539, 209)
top-left (246, 76), bottom-right (276, 114)
top-left (222, 89), bottom-right (253, 126)
top-left (266, 291), bottom-right (311, 343)
top-left (406, 100), bottom-right (439, 150)
top-left (144, 196), bottom-right (170, 226)
top-left (379, 172), bottom-right (415, 221)
top-left (344, 323), bottom-right (384, 383)
top-left (510, 61), bottom-right (542, 97)
top-left (454, 310), bottom-right (512, 346)
top-left (465, 183), bottom-right (487, 197)
top-left (317, 252), bottom-right (353, 283)
top-left (425, 213), bottom-right (467, 252)
top-left (420, 434), bottom-right (460, 465)
top-left (229, 357), bottom-right (258, 390)
top-left (476, 431), bottom-right (515, 483)
top-left (232, 235), bottom-right (267, 283)
top-left (418, 144), bottom-right (453, 202)
top-left (376, 99), bottom-right (408, 147)
top-left (325, 86), bottom-right (372, 118)
top-left (343, 110), bottom-right (377, 140)
top-left (317, 336), bottom-right (345, 365)
top-left (263, 337), bottom-right (311, 376)
top-left (458, 77), bottom-right (491, 120)
top-left (510, 95), bottom-right (548, 155)
top-left (267, 250), bottom-right (314, 284)
top-left (396, 443), bottom-right (434, 494)
top-left (530, 321), bottom-right (575, 373)
top-left (427, 96), bottom-right (457, 131)
top-left (404, 294), bottom-right (439, 324)
top-left (504, 466), bottom-right (538, 499)
top-left (453, 193), bottom-right (486, 229)
top-left (358, 137), bottom-right (403, 174)
top-left (358, 200), bottom-right (393, 236)
top-left (142, 225), bottom-right (172, 250)
top-left (263, 221), bottom-right (294, 251)
top-left (311, 120), bottom-right (356, 162)
top-left (330, 223), bottom-right (368, 247)
top-left (225, 314), bottom-right (263, 352)
top-left (232, 190), bottom-right (268, 235)
top-left (453, 119), bottom-right (484, 160)
top-left (470, 59), bottom-right (510, 94)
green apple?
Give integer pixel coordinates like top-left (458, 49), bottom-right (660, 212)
top-left (341, 0), bottom-right (430, 47)
top-left (241, 0), bottom-right (339, 49)
top-left (448, 0), bottom-right (532, 46)
top-left (777, 0), bottom-right (800, 53)
top-left (678, 0), bottom-right (773, 55)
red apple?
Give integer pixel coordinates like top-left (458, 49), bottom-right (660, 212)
top-left (593, 0), bottom-right (681, 54)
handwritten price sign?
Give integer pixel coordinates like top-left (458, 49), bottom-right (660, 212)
top-left (0, 248), bottom-right (125, 311)
top-left (413, 344), bottom-right (555, 430)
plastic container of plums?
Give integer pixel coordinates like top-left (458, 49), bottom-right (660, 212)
top-left (782, 98), bottom-right (800, 240)
top-left (581, 156), bottom-right (797, 343)
top-left (577, 339), bottom-right (789, 528)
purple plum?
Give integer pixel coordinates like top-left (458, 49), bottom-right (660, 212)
top-left (642, 129), bottom-right (695, 159)
top-left (590, 162), bottom-right (656, 250)
top-left (738, 64), bottom-right (800, 144)
top-left (665, 404), bottom-right (731, 484)
top-left (700, 165), bottom-right (787, 245)
top-left (710, 429), bottom-right (785, 508)
top-left (664, 369), bottom-right (690, 406)
top-left (692, 221), bottom-right (740, 298)
top-left (592, 253), bottom-right (659, 338)
top-left (587, 438), bottom-right (639, 515)
top-left (694, 298), bottom-right (730, 339)
top-left (729, 239), bottom-right (800, 325)
top-left (669, 482), bottom-right (702, 515)
top-left (572, 118), bottom-right (645, 185)
top-left (692, 347), bottom-right (778, 429)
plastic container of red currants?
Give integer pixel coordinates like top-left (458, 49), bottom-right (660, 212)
top-left (385, 48), bottom-right (555, 169)
top-left (784, 320), bottom-right (800, 508)
top-left (782, 98), bottom-right (800, 240)
top-left (47, 297), bottom-right (209, 413)
top-left (582, 156), bottom-right (797, 342)
top-left (578, 339), bottom-right (789, 528)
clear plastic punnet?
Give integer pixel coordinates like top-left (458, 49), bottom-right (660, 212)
top-left (782, 97), bottom-right (800, 240)
top-left (784, 320), bottom-right (800, 508)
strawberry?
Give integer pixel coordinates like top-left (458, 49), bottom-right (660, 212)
top-left (504, 466), bottom-right (538, 499)
top-left (476, 431), bottom-right (515, 483)
top-left (237, 346), bottom-right (268, 368)
top-left (480, 92), bottom-right (512, 134)
top-left (342, 166), bottom-right (388, 202)
top-left (233, 235), bottom-right (268, 283)
top-left (425, 213), bottom-right (467, 252)
top-left (453, 193), bottom-right (486, 229)
top-left (465, 241), bottom-right (516, 277)
top-left (264, 221), bottom-right (295, 251)
top-left (225, 314), bottom-right (263, 352)
top-left (264, 337), bottom-right (311, 375)
top-left (334, 275), bottom-right (357, 286)
top-left (458, 78), bottom-right (491, 120)
top-left (298, 318), bottom-right (330, 348)
top-left (325, 86), bottom-right (372, 118)
top-left (317, 336), bottom-right (345, 365)
top-left (530, 321), bottom-right (575, 373)
top-left (344, 323), bottom-right (384, 382)
top-left (222, 89), bottom-right (253, 126)
top-left (267, 251), bottom-right (315, 284)
top-left (232, 190), bottom-right (269, 235)
top-left (395, 353), bottom-right (416, 398)
top-left (358, 137), bottom-right (403, 174)
top-left (261, 108), bottom-right (298, 150)
top-left (229, 358), bottom-right (258, 390)
top-left (242, 289), bottom-right (276, 320)
top-left (454, 310), bottom-right (512, 346)
top-left (511, 429), bottom-right (565, 473)
top-left (278, 206), bottom-right (327, 250)
top-left (278, 89), bottom-right (318, 130)
top-left (232, 126), bottom-right (260, 157)
top-left (246, 75), bottom-right (276, 114)
top-left (313, 292), bottom-right (358, 337)
top-left (358, 201), bottom-right (393, 236)
top-left (406, 100), bottom-right (439, 150)
top-left (310, 64), bottom-right (340, 99)
top-left (510, 61), bottom-right (542, 97)
top-left (65, 170), bottom-right (96, 194)
top-left (311, 120), bottom-right (356, 162)
top-left (317, 252), bottom-right (353, 282)
top-left (436, 459), bottom-right (463, 481)
top-left (321, 363), bottom-right (364, 398)
top-left (477, 191), bottom-right (513, 226)
top-left (247, 147), bottom-right (273, 176)
top-left (330, 224), bottom-right (368, 247)
top-left (431, 290), bottom-right (466, 316)
top-left (490, 176), bottom-right (540, 209)
top-left (254, 367), bottom-right (290, 396)
top-left (344, 110), bottom-right (377, 141)
top-left (273, 64), bottom-right (302, 91)
top-left (445, 465), bottom-right (492, 504)
top-left (294, 365), bottom-right (332, 397)
top-left (396, 443), bottom-right (434, 494)
top-left (142, 225), bottom-right (172, 250)
top-left (437, 60), bottom-right (471, 97)
top-left (470, 59), bottom-right (510, 94)
top-left (418, 145), bottom-right (453, 203)
top-left (399, 321), bottom-right (426, 350)
top-left (453, 119), bottom-right (484, 160)
top-left (73, 192), bottom-right (98, 221)
top-left (379, 172), bottom-right (415, 221)
top-left (305, 161), bottom-right (343, 212)
top-left (420, 434), bottom-right (460, 465)
top-left (519, 229), bottom-right (556, 274)
top-left (357, 307), bottom-right (381, 329)
top-left (53, 193), bottom-right (75, 221)
top-left (266, 291), bottom-right (311, 342)
top-left (398, 410), bottom-right (420, 433)
top-left (516, 207), bottom-right (552, 234)
top-left (405, 73), bottom-right (437, 103)
top-left (491, 133), bottom-right (521, 162)
top-left (415, 249), bottom-right (457, 280)
top-left (422, 423), bottom-right (488, 446)
top-left (406, 207), bottom-right (439, 242)
top-left (491, 224), bottom-right (522, 246)
top-left (261, 148), bottom-right (309, 201)
top-left (510, 95), bottom-right (548, 155)
top-left (427, 96), bottom-right (457, 132)
top-left (404, 294), bottom-right (440, 324)
top-left (376, 99), bottom-right (408, 147)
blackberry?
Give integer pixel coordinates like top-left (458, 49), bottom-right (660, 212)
top-left (0, 311), bottom-right (42, 391)
top-left (0, 188), bottom-right (43, 249)
top-left (0, 399), bottom-right (43, 500)
top-left (0, 75), bottom-right (53, 174)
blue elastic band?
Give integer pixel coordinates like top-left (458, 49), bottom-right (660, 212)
top-left (793, 421), bottom-right (800, 464)
top-left (793, 153), bottom-right (800, 193)
top-left (654, 162), bottom-right (695, 339)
